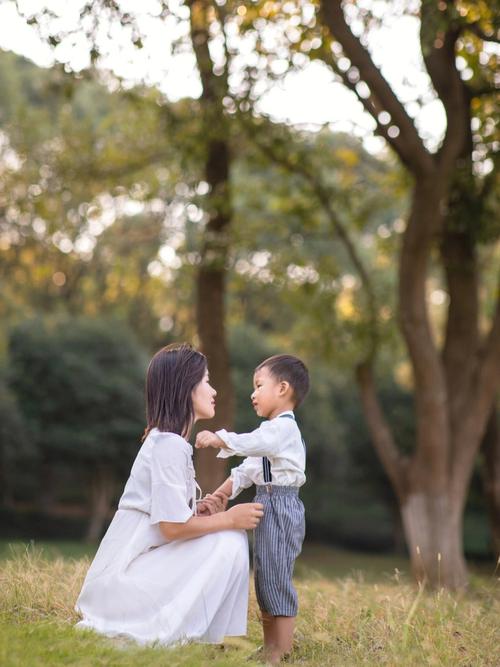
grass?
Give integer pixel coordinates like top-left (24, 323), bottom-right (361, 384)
top-left (0, 541), bottom-right (499, 666)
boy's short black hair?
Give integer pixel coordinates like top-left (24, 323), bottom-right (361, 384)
top-left (255, 354), bottom-right (310, 407)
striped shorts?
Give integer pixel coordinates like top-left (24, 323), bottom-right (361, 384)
top-left (253, 485), bottom-right (305, 617)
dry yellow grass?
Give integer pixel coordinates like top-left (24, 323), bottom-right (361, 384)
top-left (0, 546), bottom-right (499, 666)
top-left (0, 547), bottom-right (88, 624)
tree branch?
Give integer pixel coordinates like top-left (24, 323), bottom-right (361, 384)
top-left (327, 59), bottom-right (420, 172)
top-left (187, 0), bottom-right (226, 106)
top-left (245, 117), bottom-right (380, 361)
top-left (465, 21), bottom-right (500, 44)
top-left (440, 223), bottom-right (479, 435)
top-left (420, 7), bottom-right (469, 172)
top-left (356, 362), bottom-right (408, 499)
top-left (473, 284), bottom-right (500, 415)
top-left (451, 283), bottom-right (500, 501)
top-left (398, 177), bottom-right (450, 479)
top-left (319, 0), bottom-right (434, 177)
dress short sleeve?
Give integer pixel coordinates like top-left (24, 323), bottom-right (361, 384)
top-left (150, 433), bottom-right (193, 525)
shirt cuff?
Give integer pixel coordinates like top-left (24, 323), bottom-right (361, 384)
top-left (229, 468), bottom-right (250, 499)
top-left (215, 429), bottom-right (235, 459)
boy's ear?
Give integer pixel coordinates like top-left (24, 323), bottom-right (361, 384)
top-left (278, 380), bottom-right (291, 397)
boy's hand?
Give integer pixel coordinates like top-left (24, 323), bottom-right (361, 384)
top-left (211, 490), bottom-right (230, 511)
top-left (197, 493), bottom-right (226, 515)
top-left (195, 430), bottom-right (225, 449)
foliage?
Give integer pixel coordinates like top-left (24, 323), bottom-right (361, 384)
top-left (0, 377), bottom-right (29, 502)
top-left (228, 121), bottom-right (408, 370)
top-left (7, 316), bottom-right (146, 472)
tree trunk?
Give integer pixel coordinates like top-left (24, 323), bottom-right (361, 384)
top-left (189, 0), bottom-right (234, 493)
top-left (481, 408), bottom-right (500, 559)
top-left (389, 497), bottom-right (406, 554)
top-left (195, 261), bottom-right (234, 492)
top-left (85, 463), bottom-right (115, 543)
top-left (400, 487), bottom-right (467, 589)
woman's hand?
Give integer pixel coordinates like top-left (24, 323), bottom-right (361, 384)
top-left (212, 490), bottom-right (229, 512)
top-left (195, 430), bottom-right (225, 449)
top-left (226, 503), bottom-right (264, 530)
top-left (196, 498), bottom-right (215, 516)
top-left (160, 501), bottom-right (264, 542)
top-left (197, 492), bottom-right (228, 515)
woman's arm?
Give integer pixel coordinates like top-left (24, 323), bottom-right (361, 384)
top-left (159, 501), bottom-right (263, 541)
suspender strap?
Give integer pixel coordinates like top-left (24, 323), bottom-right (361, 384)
top-left (262, 455), bottom-right (272, 483)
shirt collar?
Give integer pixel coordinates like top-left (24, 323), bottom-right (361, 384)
top-left (276, 410), bottom-right (295, 419)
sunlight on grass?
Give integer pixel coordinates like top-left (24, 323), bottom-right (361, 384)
top-left (0, 545), bottom-right (499, 666)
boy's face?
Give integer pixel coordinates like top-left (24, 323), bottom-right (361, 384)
top-left (251, 366), bottom-right (287, 419)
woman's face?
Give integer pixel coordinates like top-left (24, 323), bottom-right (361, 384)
top-left (192, 369), bottom-right (217, 421)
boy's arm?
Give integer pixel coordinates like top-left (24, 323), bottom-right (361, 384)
top-left (195, 420), bottom-right (287, 459)
top-left (215, 419), bottom-right (283, 459)
top-left (213, 477), bottom-right (233, 498)
top-left (210, 457), bottom-right (260, 500)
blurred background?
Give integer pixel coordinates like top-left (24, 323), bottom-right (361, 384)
top-left (0, 1), bottom-right (498, 579)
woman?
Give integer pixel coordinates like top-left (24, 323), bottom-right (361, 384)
top-left (75, 343), bottom-right (263, 645)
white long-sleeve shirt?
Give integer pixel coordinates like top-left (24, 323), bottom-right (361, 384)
top-left (216, 411), bottom-right (306, 499)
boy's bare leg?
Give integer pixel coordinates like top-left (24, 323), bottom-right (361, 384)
top-left (261, 611), bottom-right (276, 655)
top-left (261, 612), bottom-right (295, 664)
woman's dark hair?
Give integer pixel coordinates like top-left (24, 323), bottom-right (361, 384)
top-left (144, 343), bottom-right (207, 439)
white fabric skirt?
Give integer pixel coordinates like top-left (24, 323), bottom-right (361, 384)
top-left (75, 509), bottom-right (249, 646)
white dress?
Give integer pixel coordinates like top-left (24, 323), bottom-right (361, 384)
top-left (75, 429), bottom-right (249, 646)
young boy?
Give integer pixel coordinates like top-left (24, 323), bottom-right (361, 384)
top-left (195, 354), bottom-right (309, 665)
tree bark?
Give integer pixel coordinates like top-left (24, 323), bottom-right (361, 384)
top-left (400, 488), bottom-right (467, 589)
top-left (85, 463), bottom-right (115, 543)
top-left (481, 409), bottom-right (500, 559)
top-left (189, 0), bottom-right (234, 492)
top-left (195, 258), bottom-right (234, 493)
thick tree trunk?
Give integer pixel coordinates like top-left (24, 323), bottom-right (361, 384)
top-left (481, 409), bottom-right (500, 559)
top-left (400, 487), bottom-right (467, 589)
top-left (85, 463), bottom-right (115, 543)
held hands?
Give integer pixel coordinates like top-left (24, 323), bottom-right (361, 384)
top-left (196, 491), bottom-right (229, 516)
top-left (195, 430), bottom-right (225, 450)
top-left (196, 493), bottom-right (263, 530)
top-left (226, 503), bottom-right (264, 530)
